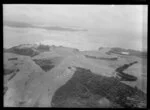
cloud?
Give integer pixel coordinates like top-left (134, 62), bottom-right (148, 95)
top-left (3, 5), bottom-right (147, 51)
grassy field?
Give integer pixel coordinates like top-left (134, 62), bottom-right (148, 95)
top-left (51, 67), bottom-right (146, 108)
top-left (33, 59), bottom-right (55, 72)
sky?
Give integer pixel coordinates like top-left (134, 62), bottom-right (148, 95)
top-left (3, 5), bottom-right (147, 51)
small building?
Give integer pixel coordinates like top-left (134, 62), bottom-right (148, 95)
top-left (121, 52), bottom-right (129, 55)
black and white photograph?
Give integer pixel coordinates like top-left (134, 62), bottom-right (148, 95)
top-left (3, 4), bottom-right (147, 108)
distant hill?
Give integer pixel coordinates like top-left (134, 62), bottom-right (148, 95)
top-left (4, 44), bottom-right (80, 57)
top-left (4, 44), bottom-right (50, 57)
top-left (100, 47), bottom-right (147, 58)
top-left (4, 20), bottom-right (88, 32)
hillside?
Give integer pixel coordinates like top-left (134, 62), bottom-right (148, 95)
top-left (4, 44), bottom-right (147, 107)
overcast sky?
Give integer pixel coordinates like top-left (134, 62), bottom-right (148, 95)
top-left (3, 5), bottom-right (147, 51)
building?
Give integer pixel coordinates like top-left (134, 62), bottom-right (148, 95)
top-left (121, 52), bottom-right (129, 55)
